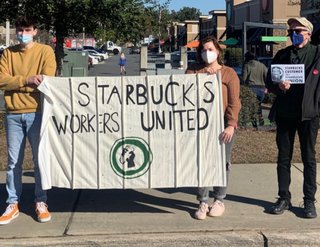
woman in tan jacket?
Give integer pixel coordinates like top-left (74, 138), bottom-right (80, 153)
top-left (186, 36), bottom-right (241, 220)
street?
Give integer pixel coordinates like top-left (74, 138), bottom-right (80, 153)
top-left (88, 48), bottom-right (141, 77)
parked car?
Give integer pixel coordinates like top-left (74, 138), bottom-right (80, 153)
top-left (171, 50), bottom-right (197, 68)
top-left (67, 48), bottom-right (101, 62)
top-left (88, 54), bottom-right (99, 65)
top-left (88, 56), bottom-right (93, 69)
top-left (100, 41), bottom-right (122, 55)
top-left (83, 49), bottom-right (108, 60)
top-left (85, 50), bottom-right (103, 62)
top-left (148, 43), bottom-right (159, 53)
top-left (68, 47), bottom-right (84, 51)
top-left (83, 45), bottom-right (106, 54)
top-left (129, 46), bottom-right (140, 54)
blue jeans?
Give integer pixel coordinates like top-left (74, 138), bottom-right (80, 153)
top-left (251, 87), bottom-right (265, 102)
top-left (5, 112), bottom-right (47, 204)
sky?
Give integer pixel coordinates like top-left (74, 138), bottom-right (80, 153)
top-left (160, 0), bottom-right (226, 15)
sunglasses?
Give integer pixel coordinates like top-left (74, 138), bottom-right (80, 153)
top-left (287, 29), bottom-right (309, 34)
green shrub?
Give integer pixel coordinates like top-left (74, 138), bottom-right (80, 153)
top-left (223, 48), bottom-right (243, 67)
top-left (238, 85), bottom-right (259, 128)
top-left (263, 92), bottom-right (276, 105)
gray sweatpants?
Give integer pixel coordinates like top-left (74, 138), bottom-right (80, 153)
top-left (197, 133), bottom-right (235, 203)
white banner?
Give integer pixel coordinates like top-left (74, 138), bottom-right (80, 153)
top-left (38, 74), bottom-right (226, 189)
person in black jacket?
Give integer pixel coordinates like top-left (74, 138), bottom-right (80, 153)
top-left (265, 17), bottom-right (320, 219)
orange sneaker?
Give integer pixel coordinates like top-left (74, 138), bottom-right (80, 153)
top-left (0, 203), bottom-right (19, 225)
top-left (35, 202), bottom-right (51, 223)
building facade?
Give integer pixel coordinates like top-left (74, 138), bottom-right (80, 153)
top-left (200, 11), bottom-right (227, 41)
top-left (167, 20), bottom-right (199, 51)
top-left (226, 0), bottom-right (301, 58)
top-left (300, 0), bottom-right (320, 44)
top-left (167, 11), bottom-right (226, 51)
top-left (0, 24), bottom-right (16, 46)
top-left (184, 20), bottom-right (199, 43)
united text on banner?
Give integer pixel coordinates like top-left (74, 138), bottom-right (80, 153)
top-left (38, 74), bottom-right (226, 189)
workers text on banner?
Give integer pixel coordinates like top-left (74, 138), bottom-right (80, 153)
top-left (38, 74), bottom-right (226, 189)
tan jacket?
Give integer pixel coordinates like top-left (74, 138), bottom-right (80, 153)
top-left (186, 64), bottom-right (241, 127)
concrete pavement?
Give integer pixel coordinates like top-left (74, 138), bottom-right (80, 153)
top-left (0, 163), bottom-right (319, 246)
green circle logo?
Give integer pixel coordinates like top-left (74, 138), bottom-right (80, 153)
top-left (110, 137), bottom-right (153, 179)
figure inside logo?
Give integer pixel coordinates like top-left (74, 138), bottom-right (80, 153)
top-left (119, 145), bottom-right (136, 168)
top-left (271, 66), bottom-right (284, 82)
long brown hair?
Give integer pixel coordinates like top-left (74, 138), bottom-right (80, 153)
top-left (197, 36), bottom-right (224, 65)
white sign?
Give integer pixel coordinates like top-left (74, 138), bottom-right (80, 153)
top-left (38, 74), bottom-right (226, 189)
top-left (271, 64), bottom-right (305, 84)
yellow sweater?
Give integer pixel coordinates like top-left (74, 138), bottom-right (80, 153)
top-left (0, 42), bottom-right (56, 113)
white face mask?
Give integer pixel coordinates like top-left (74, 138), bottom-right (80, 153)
top-left (201, 51), bottom-right (218, 64)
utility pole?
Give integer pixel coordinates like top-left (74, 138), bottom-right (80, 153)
top-left (82, 27), bottom-right (85, 48)
top-left (6, 20), bottom-right (10, 47)
top-left (158, 6), bottom-right (162, 54)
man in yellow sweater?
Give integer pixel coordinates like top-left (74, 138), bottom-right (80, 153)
top-left (0, 16), bottom-right (56, 225)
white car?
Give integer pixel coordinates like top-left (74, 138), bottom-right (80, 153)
top-left (86, 51), bottom-right (103, 62)
top-left (88, 54), bottom-right (99, 65)
top-left (84, 49), bottom-right (108, 60)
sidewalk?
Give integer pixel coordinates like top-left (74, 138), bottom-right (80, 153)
top-left (0, 163), bottom-right (319, 246)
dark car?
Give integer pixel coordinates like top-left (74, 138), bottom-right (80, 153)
top-left (171, 50), bottom-right (197, 68)
top-left (148, 43), bottom-right (159, 53)
top-left (129, 46), bottom-right (140, 54)
top-left (83, 45), bottom-right (106, 54)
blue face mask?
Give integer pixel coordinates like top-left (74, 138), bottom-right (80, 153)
top-left (290, 31), bottom-right (304, 46)
top-left (16, 34), bottom-right (33, 44)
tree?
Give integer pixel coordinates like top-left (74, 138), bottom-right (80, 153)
top-left (0, 0), bottom-right (111, 75)
top-left (143, 0), bottom-right (171, 50)
top-left (0, 0), bottom-right (172, 73)
top-left (103, 0), bottom-right (146, 42)
top-left (170, 7), bottom-right (201, 22)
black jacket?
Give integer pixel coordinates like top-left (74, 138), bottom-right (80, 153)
top-left (265, 43), bottom-right (320, 121)
top-left (302, 47), bottom-right (320, 120)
